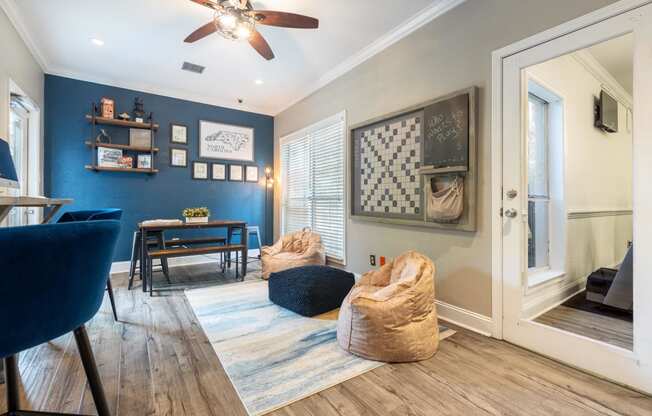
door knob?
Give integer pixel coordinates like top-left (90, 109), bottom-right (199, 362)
top-left (504, 208), bottom-right (518, 218)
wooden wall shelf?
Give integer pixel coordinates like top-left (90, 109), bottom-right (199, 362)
top-left (85, 165), bottom-right (159, 174)
top-left (85, 115), bottom-right (159, 130)
top-left (85, 141), bottom-right (159, 153)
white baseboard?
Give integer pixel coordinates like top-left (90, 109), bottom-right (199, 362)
top-left (110, 249), bottom-right (260, 275)
top-left (522, 277), bottom-right (586, 319)
top-left (436, 300), bottom-right (494, 337)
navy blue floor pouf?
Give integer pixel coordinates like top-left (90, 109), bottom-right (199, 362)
top-left (268, 265), bottom-right (355, 317)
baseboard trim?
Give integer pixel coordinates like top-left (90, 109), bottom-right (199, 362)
top-left (522, 277), bottom-right (586, 319)
top-left (435, 300), bottom-right (493, 337)
top-left (110, 249), bottom-right (260, 275)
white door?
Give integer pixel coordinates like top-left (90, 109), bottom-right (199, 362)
top-left (8, 102), bottom-right (29, 227)
top-left (502, 4), bottom-right (652, 393)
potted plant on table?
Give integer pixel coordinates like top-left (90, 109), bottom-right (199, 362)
top-left (183, 207), bottom-right (210, 223)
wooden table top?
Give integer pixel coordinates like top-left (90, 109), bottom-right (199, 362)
top-left (139, 220), bottom-right (246, 230)
top-left (0, 196), bottom-right (73, 207)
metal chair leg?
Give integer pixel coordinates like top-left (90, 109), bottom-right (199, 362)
top-left (128, 232), bottom-right (140, 290)
top-left (106, 278), bottom-right (118, 321)
top-left (73, 325), bottom-right (111, 416)
top-left (4, 355), bottom-right (19, 412)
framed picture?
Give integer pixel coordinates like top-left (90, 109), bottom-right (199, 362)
top-left (170, 148), bottom-right (187, 167)
top-left (199, 120), bottom-right (254, 161)
top-left (129, 128), bottom-right (151, 148)
top-left (100, 97), bottom-right (114, 118)
top-left (137, 154), bottom-right (152, 169)
top-left (192, 162), bottom-right (209, 180)
top-left (97, 147), bottom-right (122, 167)
top-left (212, 163), bottom-right (226, 180)
top-left (229, 164), bottom-right (243, 181)
top-left (245, 165), bottom-right (259, 182)
top-left (171, 123), bottom-right (188, 144)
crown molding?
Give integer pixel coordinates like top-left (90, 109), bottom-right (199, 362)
top-left (573, 49), bottom-right (633, 109)
top-left (275, 0), bottom-right (466, 115)
top-left (0, 0), bottom-right (48, 71)
top-left (46, 67), bottom-right (275, 116)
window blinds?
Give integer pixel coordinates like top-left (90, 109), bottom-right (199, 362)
top-left (280, 113), bottom-right (346, 262)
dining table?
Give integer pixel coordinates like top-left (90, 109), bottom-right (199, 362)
top-left (138, 220), bottom-right (248, 294)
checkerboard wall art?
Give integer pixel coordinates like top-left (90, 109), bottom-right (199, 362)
top-left (352, 110), bottom-right (424, 220)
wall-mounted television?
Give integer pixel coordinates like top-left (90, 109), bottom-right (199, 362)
top-left (595, 90), bottom-right (618, 133)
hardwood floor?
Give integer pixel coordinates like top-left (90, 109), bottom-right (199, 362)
top-left (2, 262), bottom-right (650, 415)
top-left (534, 305), bottom-right (633, 350)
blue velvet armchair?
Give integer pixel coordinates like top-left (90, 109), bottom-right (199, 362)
top-left (58, 209), bottom-right (122, 321)
top-left (0, 220), bottom-right (120, 416)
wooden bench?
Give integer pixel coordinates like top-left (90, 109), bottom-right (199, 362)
top-left (165, 236), bottom-right (227, 247)
top-left (146, 244), bottom-right (246, 291)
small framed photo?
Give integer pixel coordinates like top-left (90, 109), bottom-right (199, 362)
top-left (245, 165), bottom-right (259, 182)
top-left (170, 148), bottom-right (188, 167)
top-left (192, 161), bottom-right (209, 180)
top-left (137, 154), bottom-right (152, 169)
top-left (212, 163), bottom-right (226, 181)
top-left (229, 164), bottom-right (243, 181)
top-left (129, 128), bottom-right (151, 148)
top-left (171, 123), bottom-right (188, 144)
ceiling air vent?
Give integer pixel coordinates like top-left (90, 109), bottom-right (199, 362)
top-left (182, 61), bottom-right (205, 74)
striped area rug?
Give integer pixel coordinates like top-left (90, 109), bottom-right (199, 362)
top-left (186, 280), bottom-right (455, 415)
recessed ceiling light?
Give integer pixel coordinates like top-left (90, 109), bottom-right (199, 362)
top-left (91, 38), bottom-right (104, 46)
top-left (255, 79), bottom-right (264, 85)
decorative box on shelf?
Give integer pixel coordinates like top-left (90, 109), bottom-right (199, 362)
top-left (185, 216), bottom-right (209, 224)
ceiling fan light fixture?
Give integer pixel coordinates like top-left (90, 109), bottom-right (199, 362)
top-left (217, 12), bottom-right (237, 29)
top-left (236, 23), bottom-right (252, 40)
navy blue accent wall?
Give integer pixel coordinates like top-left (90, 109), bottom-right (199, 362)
top-left (44, 75), bottom-right (274, 261)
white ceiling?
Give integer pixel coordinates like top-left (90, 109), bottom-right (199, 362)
top-left (588, 33), bottom-right (633, 95)
top-left (4, 0), bottom-right (462, 115)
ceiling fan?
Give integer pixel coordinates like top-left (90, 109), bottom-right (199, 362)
top-left (185, 0), bottom-right (319, 61)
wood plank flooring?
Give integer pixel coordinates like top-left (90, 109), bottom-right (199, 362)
top-left (534, 305), bottom-right (633, 350)
top-left (1, 262), bottom-right (650, 415)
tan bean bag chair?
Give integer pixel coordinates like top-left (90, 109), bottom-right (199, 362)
top-left (337, 251), bottom-right (439, 362)
top-left (260, 228), bottom-right (326, 279)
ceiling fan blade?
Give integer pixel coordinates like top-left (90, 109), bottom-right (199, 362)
top-left (184, 21), bottom-right (217, 43)
top-left (252, 11), bottom-right (319, 29)
top-left (249, 30), bottom-right (275, 60)
top-left (190, 0), bottom-right (219, 11)
top-left (240, 0), bottom-right (248, 8)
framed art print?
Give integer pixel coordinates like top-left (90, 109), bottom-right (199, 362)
top-left (229, 164), bottom-right (243, 181)
top-left (137, 154), bottom-right (152, 169)
top-left (199, 120), bottom-right (254, 161)
top-left (212, 163), bottom-right (226, 181)
top-left (170, 148), bottom-right (188, 167)
top-left (171, 123), bottom-right (188, 144)
top-left (192, 162), bottom-right (209, 180)
top-left (245, 165), bottom-right (259, 182)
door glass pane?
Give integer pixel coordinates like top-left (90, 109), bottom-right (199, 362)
top-left (528, 95), bottom-right (548, 198)
top-left (528, 199), bottom-right (549, 268)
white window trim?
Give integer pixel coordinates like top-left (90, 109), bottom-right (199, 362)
top-left (526, 76), bottom-right (567, 287)
top-left (279, 111), bottom-right (347, 265)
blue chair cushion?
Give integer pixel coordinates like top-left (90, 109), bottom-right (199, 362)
top-left (268, 265), bottom-right (355, 317)
top-left (58, 208), bottom-right (123, 223)
top-left (0, 220), bottom-right (120, 358)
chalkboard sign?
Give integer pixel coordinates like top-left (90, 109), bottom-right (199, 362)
top-left (423, 92), bottom-right (469, 169)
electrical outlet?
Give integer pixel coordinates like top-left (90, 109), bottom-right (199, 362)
top-left (369, 255), bottom-right (376, 266)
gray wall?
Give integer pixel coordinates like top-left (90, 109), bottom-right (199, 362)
top-left (274, 0), bottom-right (617, 316)
top-left (0, 7), bottom-right (44, 195)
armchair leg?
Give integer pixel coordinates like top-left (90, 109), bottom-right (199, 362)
top-left (73, 326), bottom-right (110, 416)
top-left (106, 279), bottom-right (118, 321)
top-left (4, 355), bottom-right (19, 412)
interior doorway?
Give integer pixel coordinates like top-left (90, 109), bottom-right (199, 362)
top-left (494, 1), bottom-right (652, 394)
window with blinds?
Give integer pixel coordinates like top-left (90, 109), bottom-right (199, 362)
top-left (280, 112), bottom-right (346, 263)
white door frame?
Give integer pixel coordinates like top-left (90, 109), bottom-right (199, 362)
top-left (491, 0), bottom-right (652, 392)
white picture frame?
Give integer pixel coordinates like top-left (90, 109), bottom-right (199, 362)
top-left (212, 163), bottom-right (226, 181)
top-left (137, 154), bottom-right (152, 169)
top-left (199, 120), bottom-right (254, 161)
top-left (229, 164), bottom-right (243, 182)
top-left (193, 162), bottom-right (209, 180)
top-left (170, 148), bottom-right (187, 167)
top-left (245, 165), bottom-right (259, 182)
top-left (171, 124), bottom-right (188, 144)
